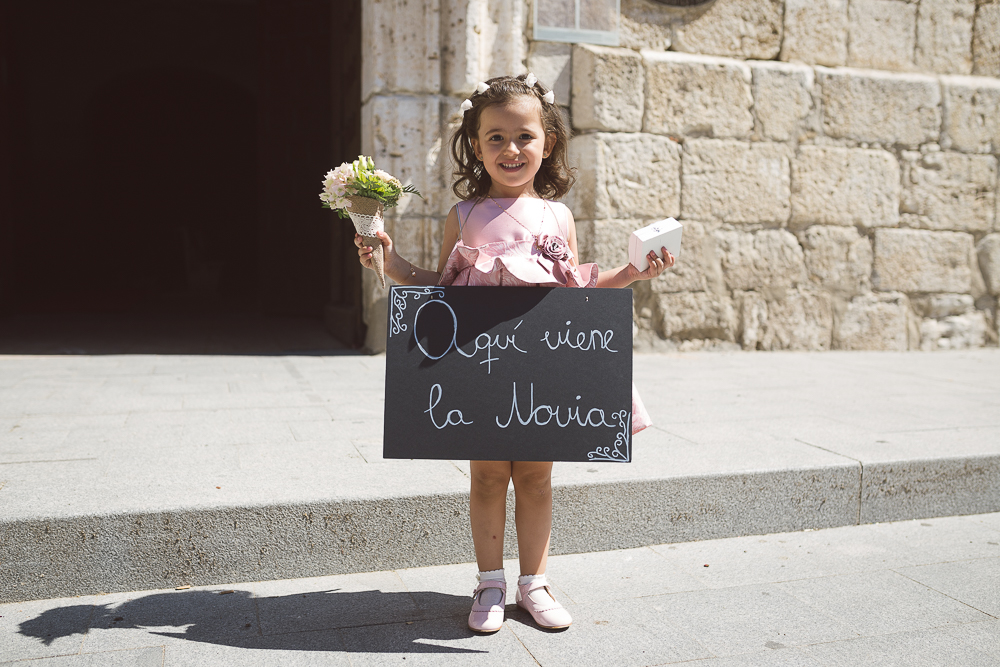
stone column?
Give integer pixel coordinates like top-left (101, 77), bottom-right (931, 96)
top-left (360, 0), bottom-right (529, 352)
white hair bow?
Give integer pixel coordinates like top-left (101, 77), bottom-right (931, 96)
top-left (524, 72), bottom-right (538, 88)
top-left (542, 90), bottom-right (555, 104)
top-left (460, 99), bottom-right (473, 114)
top-left (476, 82), bottom-right (490, 94)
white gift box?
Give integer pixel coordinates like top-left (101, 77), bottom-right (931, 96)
top-left (628, 218), bottom-right (682, 272)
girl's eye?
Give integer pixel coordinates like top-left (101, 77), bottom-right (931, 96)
top-left (520, 134), bottom-right (533, 141)
top-left (489, 134), bottom-right (503, 142)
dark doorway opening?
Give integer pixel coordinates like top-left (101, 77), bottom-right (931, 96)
top-left (0, 0), bottom-right (363, 354)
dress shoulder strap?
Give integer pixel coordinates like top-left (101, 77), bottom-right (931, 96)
top-left (455, 199), bottom-right (481, 240)
top-left (546, 199), bottom-right (569, 238)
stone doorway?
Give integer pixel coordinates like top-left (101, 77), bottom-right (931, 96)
top-left (0, 0), bottom-right (363, 353)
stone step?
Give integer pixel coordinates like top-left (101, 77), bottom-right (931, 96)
top-left (1, 350), bottom-right (999, 604)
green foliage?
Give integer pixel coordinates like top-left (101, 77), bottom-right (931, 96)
top-left (351, 174), bottom-right (421, 209)
top-left (321, 156), bottom-right (422, 218)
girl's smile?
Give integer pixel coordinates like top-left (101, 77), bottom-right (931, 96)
top-left (471, 97), bottom-right (555, 198)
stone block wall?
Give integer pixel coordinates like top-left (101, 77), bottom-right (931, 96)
top-left (625, 0), bottom-right (998, 78)
top-left (359, 0), bottom-right (999, 352)
top-left (565, 0), bottom-right (1000, 352)
top-left (359, 0), bottom-right (529, 350)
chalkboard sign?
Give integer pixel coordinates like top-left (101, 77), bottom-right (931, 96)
top-left (383, 286), bottom-right (633, 462)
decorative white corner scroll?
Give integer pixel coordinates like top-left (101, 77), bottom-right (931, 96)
top-left (586, 409), bottom-right (631, 462)
top-left (389, 287), bottom-right (446, 337)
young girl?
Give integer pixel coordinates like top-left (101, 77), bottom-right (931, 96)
top-left (356, 74), bottom-right (674, 633)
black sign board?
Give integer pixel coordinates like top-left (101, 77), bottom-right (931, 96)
top-left (383, 286), bottom-right (634, 462)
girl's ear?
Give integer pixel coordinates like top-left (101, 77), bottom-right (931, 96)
top-left (469, 136), bottom-right (482, 161)
top-left (544, 132), bottom-right (557, 158)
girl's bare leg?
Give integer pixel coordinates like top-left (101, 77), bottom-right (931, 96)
top-left (469, 460), bottom-right (512, 571)
top-left (511, 461), bottom-right (553, 575)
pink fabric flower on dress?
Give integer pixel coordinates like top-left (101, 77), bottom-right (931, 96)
top-left (537, 234), bottom-right (570, 262)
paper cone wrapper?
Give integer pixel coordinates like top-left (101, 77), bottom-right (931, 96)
top-left (347, 196), bottom-right (386, 289)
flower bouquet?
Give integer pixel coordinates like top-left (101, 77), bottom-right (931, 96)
top-left (320, 156), bottom-right (421, 288)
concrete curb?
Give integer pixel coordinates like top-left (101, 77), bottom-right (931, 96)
top-left (4, 455), bottom-right (999, 604)
top-left (861, 455), bottom-right (1000, 523)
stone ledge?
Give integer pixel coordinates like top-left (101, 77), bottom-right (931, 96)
top-left (0, 463), bottom-right (858, 605)
top-left (3, 352), bottom-right (999, 605)
top-left (862, 455), bottom-right (1000, 523)
top-left (5, 452), bottom-right (999, 605)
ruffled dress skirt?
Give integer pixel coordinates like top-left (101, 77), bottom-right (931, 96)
top-left (439, 239), bottom-right (652, 434)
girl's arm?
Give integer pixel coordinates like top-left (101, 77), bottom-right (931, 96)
top-left (563, 206), bottom-right (674, 287)
top-left (356, 206), bottom-right (461, 286)
top-left (436, 206), bottom-right (461, 274)
top-left (595, 249), bottom-right (674, 288)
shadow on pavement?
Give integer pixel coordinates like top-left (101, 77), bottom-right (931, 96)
top-left (18, 588), bottom-right (489, 654)
top-left (0, 312), bottom-right (362, 355)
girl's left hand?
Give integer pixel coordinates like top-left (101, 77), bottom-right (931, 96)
top-left (635, 247), bottom-right (675, 281)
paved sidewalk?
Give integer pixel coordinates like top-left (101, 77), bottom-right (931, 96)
top-left (2, 350), bottom-right (999, 603)
top-left (2, 513), bottom-right (999, 666)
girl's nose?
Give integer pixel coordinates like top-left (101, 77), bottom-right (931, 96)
top-left (502, 141), bottom-right (519, 156)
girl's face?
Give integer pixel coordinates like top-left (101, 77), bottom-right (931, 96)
top-left (471, 96), bottom-right (556, 198)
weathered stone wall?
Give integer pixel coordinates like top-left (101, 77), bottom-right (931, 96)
top-left (629, 0), bottom-right (996, 78)
top-left (359, 0), bottom-right (529, 350)
top-left (567, 0), bottom-right (1000, 351)
top-left (360, 0), bottom-right (999, 352)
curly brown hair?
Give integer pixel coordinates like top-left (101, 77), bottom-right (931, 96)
top-left (450, 74), bottom-right (574, 201)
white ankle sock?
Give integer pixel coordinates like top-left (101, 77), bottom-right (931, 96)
top-left (476, 569), bottom-right (505, 607)
top-left (478, 568), bottom-right (505, 582)
top-left (518, 573), bottom-right (555, 605)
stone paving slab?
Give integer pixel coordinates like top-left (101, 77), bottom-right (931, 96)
top-left (1, 514), bottom-right (998, 666)
top-left (1, 351), bottom-right (999, 604)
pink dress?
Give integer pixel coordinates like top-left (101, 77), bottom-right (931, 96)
top-left (438, 197), bottom-right (652, 434)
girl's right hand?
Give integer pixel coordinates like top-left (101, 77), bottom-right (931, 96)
top-left (355, 231), bottom-right (394, 272)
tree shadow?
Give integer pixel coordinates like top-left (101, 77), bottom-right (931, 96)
top-left (18, 588), bottom-right (496, 654)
